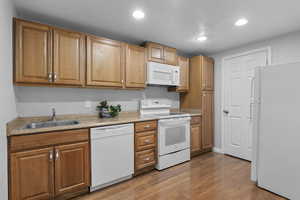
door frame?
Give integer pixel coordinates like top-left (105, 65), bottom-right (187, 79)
top-left (220, 47), bottom-right (271, 154)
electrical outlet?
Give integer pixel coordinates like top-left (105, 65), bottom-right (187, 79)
top-left (84, 101), bottom-right (92, 108)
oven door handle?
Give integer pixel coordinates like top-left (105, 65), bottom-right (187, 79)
top-left (159, 119), bottom-right (190, 126)
top-left (159, 117), bottom-right (191, 123)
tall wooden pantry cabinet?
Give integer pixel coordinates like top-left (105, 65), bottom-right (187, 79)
top-left (180, 56), bottom-right (214, 156)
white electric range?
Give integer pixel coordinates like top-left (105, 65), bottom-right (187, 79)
top-left (140, 99), bottom-right (191, 170)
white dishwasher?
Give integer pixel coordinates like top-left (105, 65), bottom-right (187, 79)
top-left (90, 123), bottom-right (134, 192)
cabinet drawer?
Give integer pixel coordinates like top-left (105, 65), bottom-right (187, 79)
top-left (135, 131), bottom-right (156, 151)
top-left (9, 129), bottom-right (89, 152)
top-left (135, 149), bottom-right (156, 170)
top-left (191, 116), bottom-right (201, 125)
top-left (135, 121), bottom-right (157, 132)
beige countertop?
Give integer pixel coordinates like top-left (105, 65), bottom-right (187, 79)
top-left (7, 110), bottom-right (201, 137)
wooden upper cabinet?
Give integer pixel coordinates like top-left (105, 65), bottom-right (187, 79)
top-left (145, 42), bottom-right (178, 66)
top-left (164, 47), bottom-right (177, 65)
top-left (146, 42), bottom-right (164, 63)
top-left (202, 91), bottom-right (214, 149)
top-left (15, 19), bottom-right (52, 84)
top-left (53, 29), bottom-right (85, 86)
top-left (202, 57), bottom-right (214, 91)
top-left (54, 142), bottom-right (90, 196)
top-left (86, 36), bottom-right (124, 87)
top-left (125, 44), bottom-right (146, 88)
top-left (10, 147), bottom-right (54, 200)
top-left (177, 56), bottom-right (189, 91)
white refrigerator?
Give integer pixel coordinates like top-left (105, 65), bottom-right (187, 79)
top-left (251, 62), bottom-right (300, 199)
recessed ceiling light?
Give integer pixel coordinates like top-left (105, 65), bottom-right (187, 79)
top-left (235, 18), bottom-right (248, 26)
top-left (132, 10), bottom-right (145, 20)
top-left (197, 36), bottom-right (207, 42)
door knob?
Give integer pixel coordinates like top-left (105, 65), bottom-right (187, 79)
top-left (223, 110), bottom-right (229, 114)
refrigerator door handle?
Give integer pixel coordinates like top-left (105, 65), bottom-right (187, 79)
top-left (250, 102), bottom-right (254, 120)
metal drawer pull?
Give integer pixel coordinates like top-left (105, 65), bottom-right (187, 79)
top-left (144, 157), bottom-right (150, 161)
top-left (144, 125), bottom-right (151, 128)
top-left (144, 139), bottom-right (151, 144)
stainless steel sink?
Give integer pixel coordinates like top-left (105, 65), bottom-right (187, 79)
top-left (23, 120), bottom-right (80, 129)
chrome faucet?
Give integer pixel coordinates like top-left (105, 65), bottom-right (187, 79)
top-left (50, 108), bottom-right (57, 121)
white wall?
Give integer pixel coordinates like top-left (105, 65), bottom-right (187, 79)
top-left (210, 30), bottom-right (300, 149)
top-left (0, 0), bottom-right (17, 199)
top-left (15, 86), bottom-right (179, 117)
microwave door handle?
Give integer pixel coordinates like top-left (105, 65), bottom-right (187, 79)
top-left (154, 70), bottom-right (169, 74)
top-left (173, 70), bottom-right (179, 84)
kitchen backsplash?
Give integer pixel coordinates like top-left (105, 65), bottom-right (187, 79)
top-left (15, 86), bottom-right (179, 117)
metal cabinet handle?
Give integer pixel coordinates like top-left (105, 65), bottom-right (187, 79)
top-left (49, 151), bottom-right (53, 161)
top-left (53, 73), bottom-right (57, 81)
top-left (48, 73), bottom-right (53, 82)
top-left (55, 150), bottom-right (59, 160)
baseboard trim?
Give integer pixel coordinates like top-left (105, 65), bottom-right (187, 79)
top-left (213, 147), bottom-right (224, 154)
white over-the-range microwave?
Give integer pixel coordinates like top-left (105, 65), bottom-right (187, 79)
top-left (147, 62), bottom-right (180, 86)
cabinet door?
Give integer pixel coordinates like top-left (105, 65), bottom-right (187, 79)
top-left (164, 47), bottom-right (177, 66)
top-left (202, 91), bottom-right (214, 149)
top-left (125, 44), bottom-right (146, 88)
top-left (54, 142), bottom-right (90, 196)
top-left (202, 57), bottom-right (214, 91)
top-left (15, 19), bottom-right (52, 84)
top-left (10, 147), bottom-right (54, 200)
top-left (146, 43), bottom-right (164, 63)
top-left (191, 124), bottom-right (202, 153)
top-left (86, 36), bottom-right (124, 87)
top-left (53, 29), bottom-right (85, 86)
top-left (177, 56), bottom-right (189, 91)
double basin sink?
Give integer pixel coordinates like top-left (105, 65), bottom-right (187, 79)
top-left (23, 120), bottom-right (80, 129)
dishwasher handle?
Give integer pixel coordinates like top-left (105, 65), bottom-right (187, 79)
top-left (91, 124), bottom-right (134, 139)
top-left (92, 123), bottom-right (133, 131)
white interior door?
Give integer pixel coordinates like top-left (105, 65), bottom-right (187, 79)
top-left (223, 51), bottom-right (268, 161)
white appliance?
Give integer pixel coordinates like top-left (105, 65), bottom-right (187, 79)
top-left (140, 99), bottom-right (191, 170)
top-left (147, 61), bottom-right (180, 86)
top-left (252, 62), bottom-right (300, 199)
top-left (157, 117), bottom-right (191, 170)
top-left (90, 124), bottom-right (134, 192)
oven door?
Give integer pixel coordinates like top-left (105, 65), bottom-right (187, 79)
top-left (158, 117), bottom-right (190, 156)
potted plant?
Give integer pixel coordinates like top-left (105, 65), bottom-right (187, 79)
top-left (97, 100), bottom-right (121, 118)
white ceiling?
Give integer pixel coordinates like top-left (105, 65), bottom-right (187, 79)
top-left (13, 0), bottom-right (300, 55)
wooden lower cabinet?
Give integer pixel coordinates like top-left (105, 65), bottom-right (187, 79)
top-left (134, 121), bottom-right (157, 175)
top-left (202, 91), bottom-right (214, 149)
top-left (190, 115), bottom-right (213, 157)
top-left (54, 142), bottom-right (90, 196)
top-left (191, 124), bottom-right (202, 154)
top-left (10, 147), bottom-right (54, 200)
top-left (9, 129), bottom-right (90, 200)
top-left (135, 149), bottom-right (156, 171)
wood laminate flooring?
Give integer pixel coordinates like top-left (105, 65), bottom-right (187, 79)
top-left (77, 152), bottom-right (286, 200)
